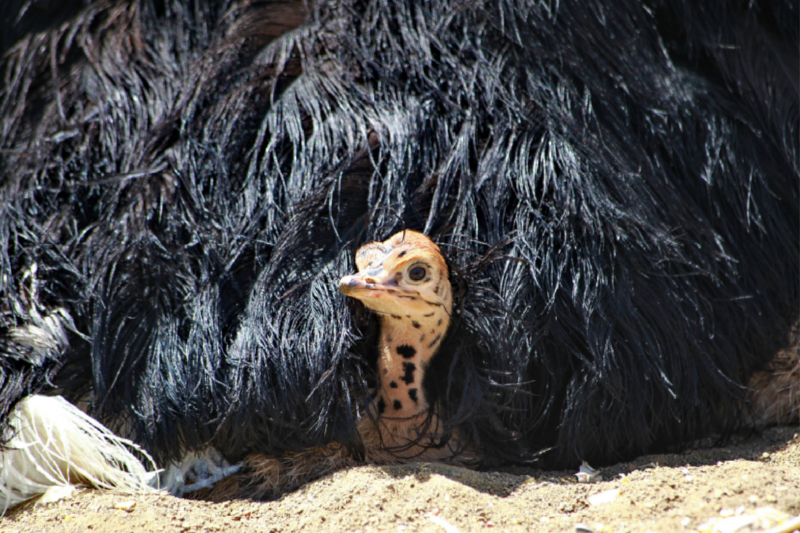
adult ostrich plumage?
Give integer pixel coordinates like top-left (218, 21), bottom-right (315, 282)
top-left (1, 0), bottom-right (798, 505)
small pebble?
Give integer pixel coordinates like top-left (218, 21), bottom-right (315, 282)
top-left (113, 500), bottom-right (136, 512)
top-left (588, 489), bottom-right (620, 506)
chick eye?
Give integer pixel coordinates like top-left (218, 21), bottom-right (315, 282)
top-left (408, 265), bottom-right (427, 282)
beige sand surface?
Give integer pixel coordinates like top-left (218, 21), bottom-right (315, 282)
top-left (3, 426), bottom-right (798, 533)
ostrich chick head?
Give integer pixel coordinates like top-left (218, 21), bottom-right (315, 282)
top-left (339, 230), bottom-right (452, 319)
top-left (339, 230), bottom-right (453, 417)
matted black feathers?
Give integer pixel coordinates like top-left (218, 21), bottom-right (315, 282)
top-left (0, 0), bottom-right (797, 471)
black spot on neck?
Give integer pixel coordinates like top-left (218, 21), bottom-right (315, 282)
top-left (411, 321), bottom-right (420, 329)
top-left (393, 399), bottom-right (402, 410)
top-left (437, 318), bottom-right (442, 326)
top-left (408, 388), bottom-right (419, 404)
top-left (423, 312), bottom-right (434, 317)
top-left (378, 398), bottom-right (386, 414)
top-left (427, 334), bottom-right (441, 349)
top-left (401, 362), bottom-right (416, 384)
top-left (390, 381), bottom-right (398, 388)
top-left (396, 345), bottom-right (416, 359)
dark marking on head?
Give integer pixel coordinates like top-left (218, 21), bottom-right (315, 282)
top-left (391, 314), bottom-right (402, 320)
top-left (393, 399), bottom-right (402, 410)
top-left (423, 312), bottom-right (435, 317)
top-left (406, 315), bottom-right (411, 318)
top-left (408, 388), bottom-right (419, 404)
top-left (378, 398), bottom-right (386, 414)
top-left (387, 336), bottom-right (394, 343)
top-left (430, 329), bottom-right (435, 334)
top-left (398, 250), bottom-right (407, 258)
top-left (434, 283), bottom-right (441, 294)
top-left (428, 334), bottom-right (441, 348)
top-left (359, 243), bottom-right (389, 258)
top-left (397, 345), bottom-right (416, 359)
top-left (419, 334), bottom-right (426, 343)
top-left (412, 321), bottom-right (420, 329)
top-left (437, 318), bottom-right (442, 326)
top-left (383, 367), bottom-right (389, 375)
top-left (401, 362), bottom-right (416, 384)
top-left (395, 272), bottom-right (403, 282)
top-left (390, 381), bottom-right (398, 388)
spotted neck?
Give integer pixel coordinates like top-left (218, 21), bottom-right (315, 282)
top-left (375, 305), bottom-right (450, 419)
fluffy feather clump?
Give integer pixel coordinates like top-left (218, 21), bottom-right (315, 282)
top-left (1, 395), bottom-right (155, 510)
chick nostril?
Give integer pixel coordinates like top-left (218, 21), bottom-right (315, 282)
top-left (364, 277), bottom-right (377, 285)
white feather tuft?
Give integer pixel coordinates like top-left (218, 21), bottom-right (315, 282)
top-left (160, 448), bottom-right (241, 497)
top-left (1, 395), bottom-right (157, 512)
top-left (8, 309), bottom-right (71, 366)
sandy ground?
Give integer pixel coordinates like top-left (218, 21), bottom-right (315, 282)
top-left (2, 425), bottom-right (799, 533)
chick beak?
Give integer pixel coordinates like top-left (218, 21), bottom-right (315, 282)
top-left (339, 273), bottom-right (379, 296)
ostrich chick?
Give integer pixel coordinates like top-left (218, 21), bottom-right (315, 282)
top-left (340, 230), bottom-right (452, 422)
